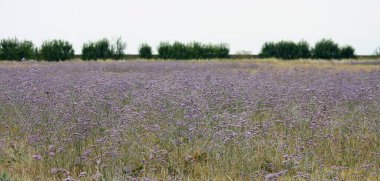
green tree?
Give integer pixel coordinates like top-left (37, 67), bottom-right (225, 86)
top-left (312, 39), bottom-right (341, 59)
top-left (0, 38), bottom-right (35, 60)
top-left (40, 39), bottom-right (75, 61)
top-left (139, 43), bottom-right (153, 59)
top-left (340, 45), bottom-right (356, 59)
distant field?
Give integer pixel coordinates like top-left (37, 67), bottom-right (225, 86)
top-left (0, 60), bottom-right (380, 180)
top-left (70, 54), bottom-right (380, 60)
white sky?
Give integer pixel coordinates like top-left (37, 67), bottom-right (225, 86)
top-left (1, 0), bottom-right (380, 55)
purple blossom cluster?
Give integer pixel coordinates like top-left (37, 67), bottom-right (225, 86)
top-left (0, 61), bottom-right (379, 180)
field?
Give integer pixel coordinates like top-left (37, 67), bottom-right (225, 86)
top-left (1, 59), bottom-right (380, 180)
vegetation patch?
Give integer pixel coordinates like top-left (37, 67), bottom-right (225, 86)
top-left (0, 61), bottom-right (379, 180)
top-left (40, 39), bottom-right (75, 61)
top-left (158, 41), bottom-right (229, 60)
top-left (82, 37), bottom-right (127, 60)
top-left (138, 43), bottom-right (153, 59)
top-left (260, 39), bottom-right (356, 60)
top-left (0, 38), bottom-right (36, 61)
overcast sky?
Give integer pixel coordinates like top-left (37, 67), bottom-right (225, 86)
top-left (1, 0), bottom-right (380, 55)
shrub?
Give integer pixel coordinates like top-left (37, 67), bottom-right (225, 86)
top-left (82, 42), bottom-right (96, 60)
top-left (82, 39), bottom-right (114, 60)
top-left (0, 38), bottom-right (21, 60)
top-left (157, 42), bottom-right (171, 59)
top-left (214, 43), bottom-right (230, 59)
top-left (157, 41), bottom-right (229, 60)
top-left (96, 39), bottom-right (113, 59)
top-left (275, 41), bottom-right (299, 59)
top-left (259, 40), bottom-right (310, 59)
top-left (187, 42), bottom-right (204, 59)
top-left (170, 41), bottom-right (188, 59)
top-left (259, 42), bottom-right (277, 58)
top-left (33, 47), bottom-right (41, 60)
top-left (312, 39), bottom-right (341, 59)
top-left (297, 40), bottom-right (311, 59)
top-left (340, 45), bottom-right (356, 59)
top-left (139, 43), bottom-right (153, 59)
top-left (0, 38), bottom-right (35, 60)
top-left (82, 38), bottom-right (127, 60)
top-left (18, 41), bottom-right (35, 60)
top-left (113, 37), bottom-right (127, 60)
top-left (40, 40), bottom-right (75, 61)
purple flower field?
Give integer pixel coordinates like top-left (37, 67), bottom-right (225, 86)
top-left (0, 60), bottom-right (380, 180)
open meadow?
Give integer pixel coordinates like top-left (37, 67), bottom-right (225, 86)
top-left (1, 59), bottom-right (380, 180)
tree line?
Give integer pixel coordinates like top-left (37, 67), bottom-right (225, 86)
top-left (0, 37), bottom-right (369, 61)
top-left (259, 39), bottom-right (356, 59)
